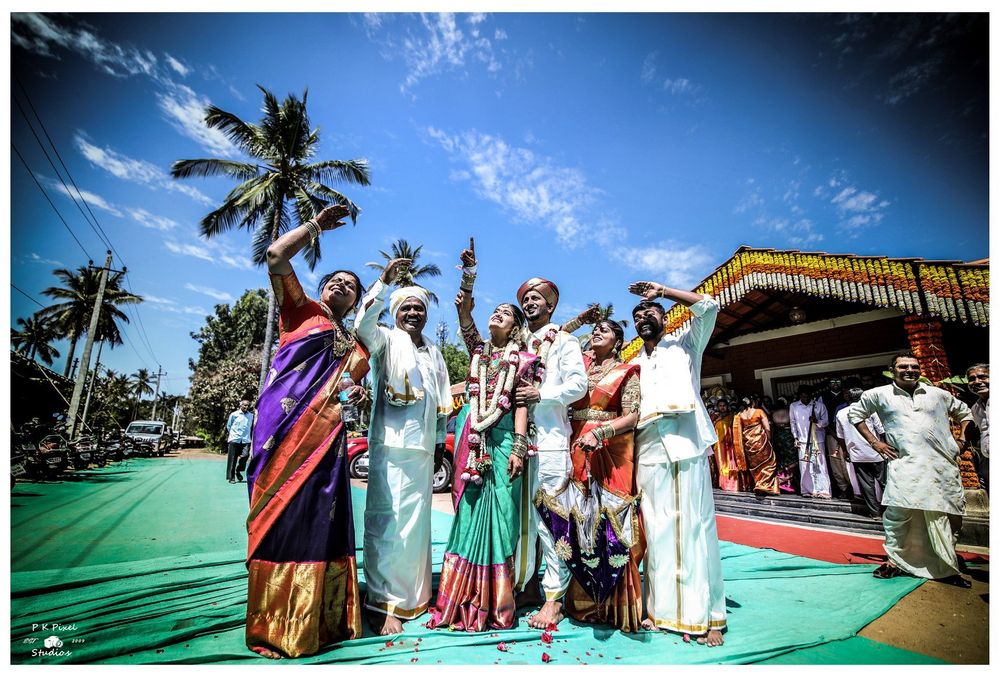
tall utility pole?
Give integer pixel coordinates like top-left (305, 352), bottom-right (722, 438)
top-left (67, 251), bottom-right (112, 439)
top-left (80, 340), bottom-right (105, 431)
top-left (150, 366), bottom-right (164, 420)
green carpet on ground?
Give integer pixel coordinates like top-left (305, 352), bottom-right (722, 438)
top-left (10, 457), bottom-right (929, 665)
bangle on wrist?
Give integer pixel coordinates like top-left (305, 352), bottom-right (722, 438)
top-left (512, 433), bottom-right (528, 459)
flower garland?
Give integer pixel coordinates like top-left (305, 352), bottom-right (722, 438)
top-left (903, 315), bottom-right (952, 384)
top-left (462, 340), bottom-right (519, 485)
top-left (649, 249), bottom-right (988, 340)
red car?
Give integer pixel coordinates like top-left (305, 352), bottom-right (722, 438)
top-left (347, 417), bottom-right (456, 493)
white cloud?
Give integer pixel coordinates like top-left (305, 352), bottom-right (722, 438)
top-left (365, 12), bottom-right (510, 96)
top-left (156, 84), bottom-right (239, 158)
top-left (27, 252), bottom-right (64, 266)
top-left (44, 179), bottom-right (123, 216)
top-left (164, 235), bottom-right (254, 271)
top-left (164, 53), bottom-right (189, 77)
top-left (184, 283), bottom-right (234, 302)
top-left (13, 14), bottom-right (239, 156)
top-left (74, 133), bottom-right (214, 205)
top-left (126, 208), bottom-right (179, 231)
top-left (427, 126), bottom-right (606, 247)
top-left (662, 77), bottom-right (695, 95)
top-left (822, 173), bottom-right (890, 236)
top-left (641, 51), bottom-right (659, 84)
top-left (143, 294), bottom-right (177, 305)
top-left (609, 242), bottom-right (714, 289)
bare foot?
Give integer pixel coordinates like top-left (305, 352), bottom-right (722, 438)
top-left (250, 646), bottom-right (283, 659)
top-left (527, 600), bottom-right (564, 629)
top-left (696, 629), bottom-right (724, 647)
top-left (641, 618), bottom-right (657, 631)
top-left (368, 610), bottom-right (404, 635)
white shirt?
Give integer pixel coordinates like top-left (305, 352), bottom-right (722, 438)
top-left (530, 323), bottom-right (587, 452)
top-left (971, 398), bottom-right (989, 459)
top-left (226, 410), bottom-right (254, 443)
top-left (836, 405), bottom-right (884, 463)
top-left (789, 399), bottom-right (828, 447)
top-left (633, 296), bottom-right (719, 464)
top-left (355, 280), bottom-right (450, 453)
top-left (848, 382), bottom-right (972, 514)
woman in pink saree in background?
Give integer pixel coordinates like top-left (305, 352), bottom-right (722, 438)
top-left (244, 205), bottom-right (369, 659)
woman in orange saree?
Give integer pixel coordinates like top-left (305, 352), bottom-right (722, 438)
top-left (244, 206), bottom-right (369, 659)
top-left (734, 397), bottom-right (779, 496)
top-left (712, 399), bottom-right (752, 492)
top-left (557, 318), bottom-right (645, 632)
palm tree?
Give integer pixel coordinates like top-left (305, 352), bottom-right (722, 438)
top-left (40, 267), bottom-right (142, 376)
top-left (366, 239), bottom-right (442, 320)
top-left (11, 313), bottom-right (61, 366)
top-left (170, 85), bottom-right (371, 392)
top-left (130, 368), bottom-right (156, 418)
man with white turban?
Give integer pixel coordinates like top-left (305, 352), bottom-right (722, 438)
top-left (512, 276), bottom-right (588, 628)
top-left (355, 258), bottom-right (452, 635)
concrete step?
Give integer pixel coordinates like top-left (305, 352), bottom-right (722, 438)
top-left (712, 490), bottom-right (871, 515)
top-left (715, 500), bottom-right (885, 535)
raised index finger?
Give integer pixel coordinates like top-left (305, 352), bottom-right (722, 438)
top-left (470, 237), bottom-right (475, 254)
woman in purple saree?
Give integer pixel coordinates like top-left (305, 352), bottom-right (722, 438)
top-left (244, 205), bottom-right (369, 659)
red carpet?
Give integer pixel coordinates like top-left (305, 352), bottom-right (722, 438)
top-left (716, 515), bottom-right (988, 565)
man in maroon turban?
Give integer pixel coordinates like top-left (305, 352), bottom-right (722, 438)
top-left (512, 276), bottom-right (588, 628)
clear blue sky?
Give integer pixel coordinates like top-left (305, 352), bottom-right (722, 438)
top-left (10, 12), bottom-right (989, 396)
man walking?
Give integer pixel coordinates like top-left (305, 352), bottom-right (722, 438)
top-left (512, 277), bottom-right (588, 629)
top-left (355, 258), bottom-right (452, 635)
top-left (967, 363), bottom-right (989, 493)
top-left (225, 399), bottom-right (253, 483)
top-left (628, 280), bottom-right (727, 646)
top-left (789, 386), bottom-right (832, 498)
top-left (849, 352), bottom-right (973, 586)
top-left (836, 387), bottom-right (885, 518)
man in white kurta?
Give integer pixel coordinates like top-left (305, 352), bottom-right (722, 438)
top-left (512, 277), bottom-right (588, 629)
top-left (836, 389), bottom-right (885, 518)
top-left (629, 281), bottom-right (726, 645)
top-left (848, 354), bottom-right (972, 583)
top-left (789, 388), bottom-right (833, 498)
top-left (355, 272), bottom-right (451, 633)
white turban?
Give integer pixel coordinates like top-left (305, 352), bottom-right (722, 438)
top-left (389, 286), bottom-right (430, 318)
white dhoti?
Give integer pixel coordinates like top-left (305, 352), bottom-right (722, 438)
top-left (363, 446), bottom-right (433, 618)
top-left (637, 453), bottom-right (727, 635)
top-left (796, 439), bottom-right (832, 497)
top-left (882, 506), bottom-right (961, 579)
top-left (514, 450), bottom-right (573, 600)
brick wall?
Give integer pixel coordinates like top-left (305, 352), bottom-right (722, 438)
top-left (702, 317), bottom-right (909, 394)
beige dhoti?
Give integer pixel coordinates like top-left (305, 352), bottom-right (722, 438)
top-left (363, 446), bottom-right (433, 618)
top-left (637, 451), bottom-right (727, 635)
top-left (882, 506), bottom-right (961, 579)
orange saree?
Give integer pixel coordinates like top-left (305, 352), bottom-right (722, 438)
top-left (733, 408), bottom-right (779, 495)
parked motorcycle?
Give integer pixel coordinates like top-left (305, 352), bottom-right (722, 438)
top-left (68, 435), bottom-right (96, 471)
top-left (36, 434), bottom-right (69, 480)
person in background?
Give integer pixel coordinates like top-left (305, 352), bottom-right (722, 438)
top-left (836, 387), bottom-right (886, 519)
top-left (711, 399), bottom-right (750, 492)
top-left (849, 352), bottom-right (973, 587)
top-left (966, 364), bottom-right (989, 493)
top-left (734, 395), bottom-right (779, 495)
top-left (821, 377), bottom-right (855, 501)
top-left (789, 386), bottom-right (832, 498)
top-left (770, 398), bottom-right (798, 493)
top-left (225, 399), bottom-right (254, 483)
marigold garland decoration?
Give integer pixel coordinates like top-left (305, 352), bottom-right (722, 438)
top-left (630, 248), bottom-right (989, 350)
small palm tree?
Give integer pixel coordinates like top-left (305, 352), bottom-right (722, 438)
top-left (11, 313), bottom-right (61, 366)
top-left (40, 267), bottom-right (142, 376)
top-left (171, 85), bottom-right (371, 393)
top-left (130, 368), bottom-right (156, 418)
top-left (366, 239), bottom-right (442, 320)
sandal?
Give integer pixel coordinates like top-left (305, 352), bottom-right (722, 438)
top-left (872, 562), bottom-right (906, 579)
